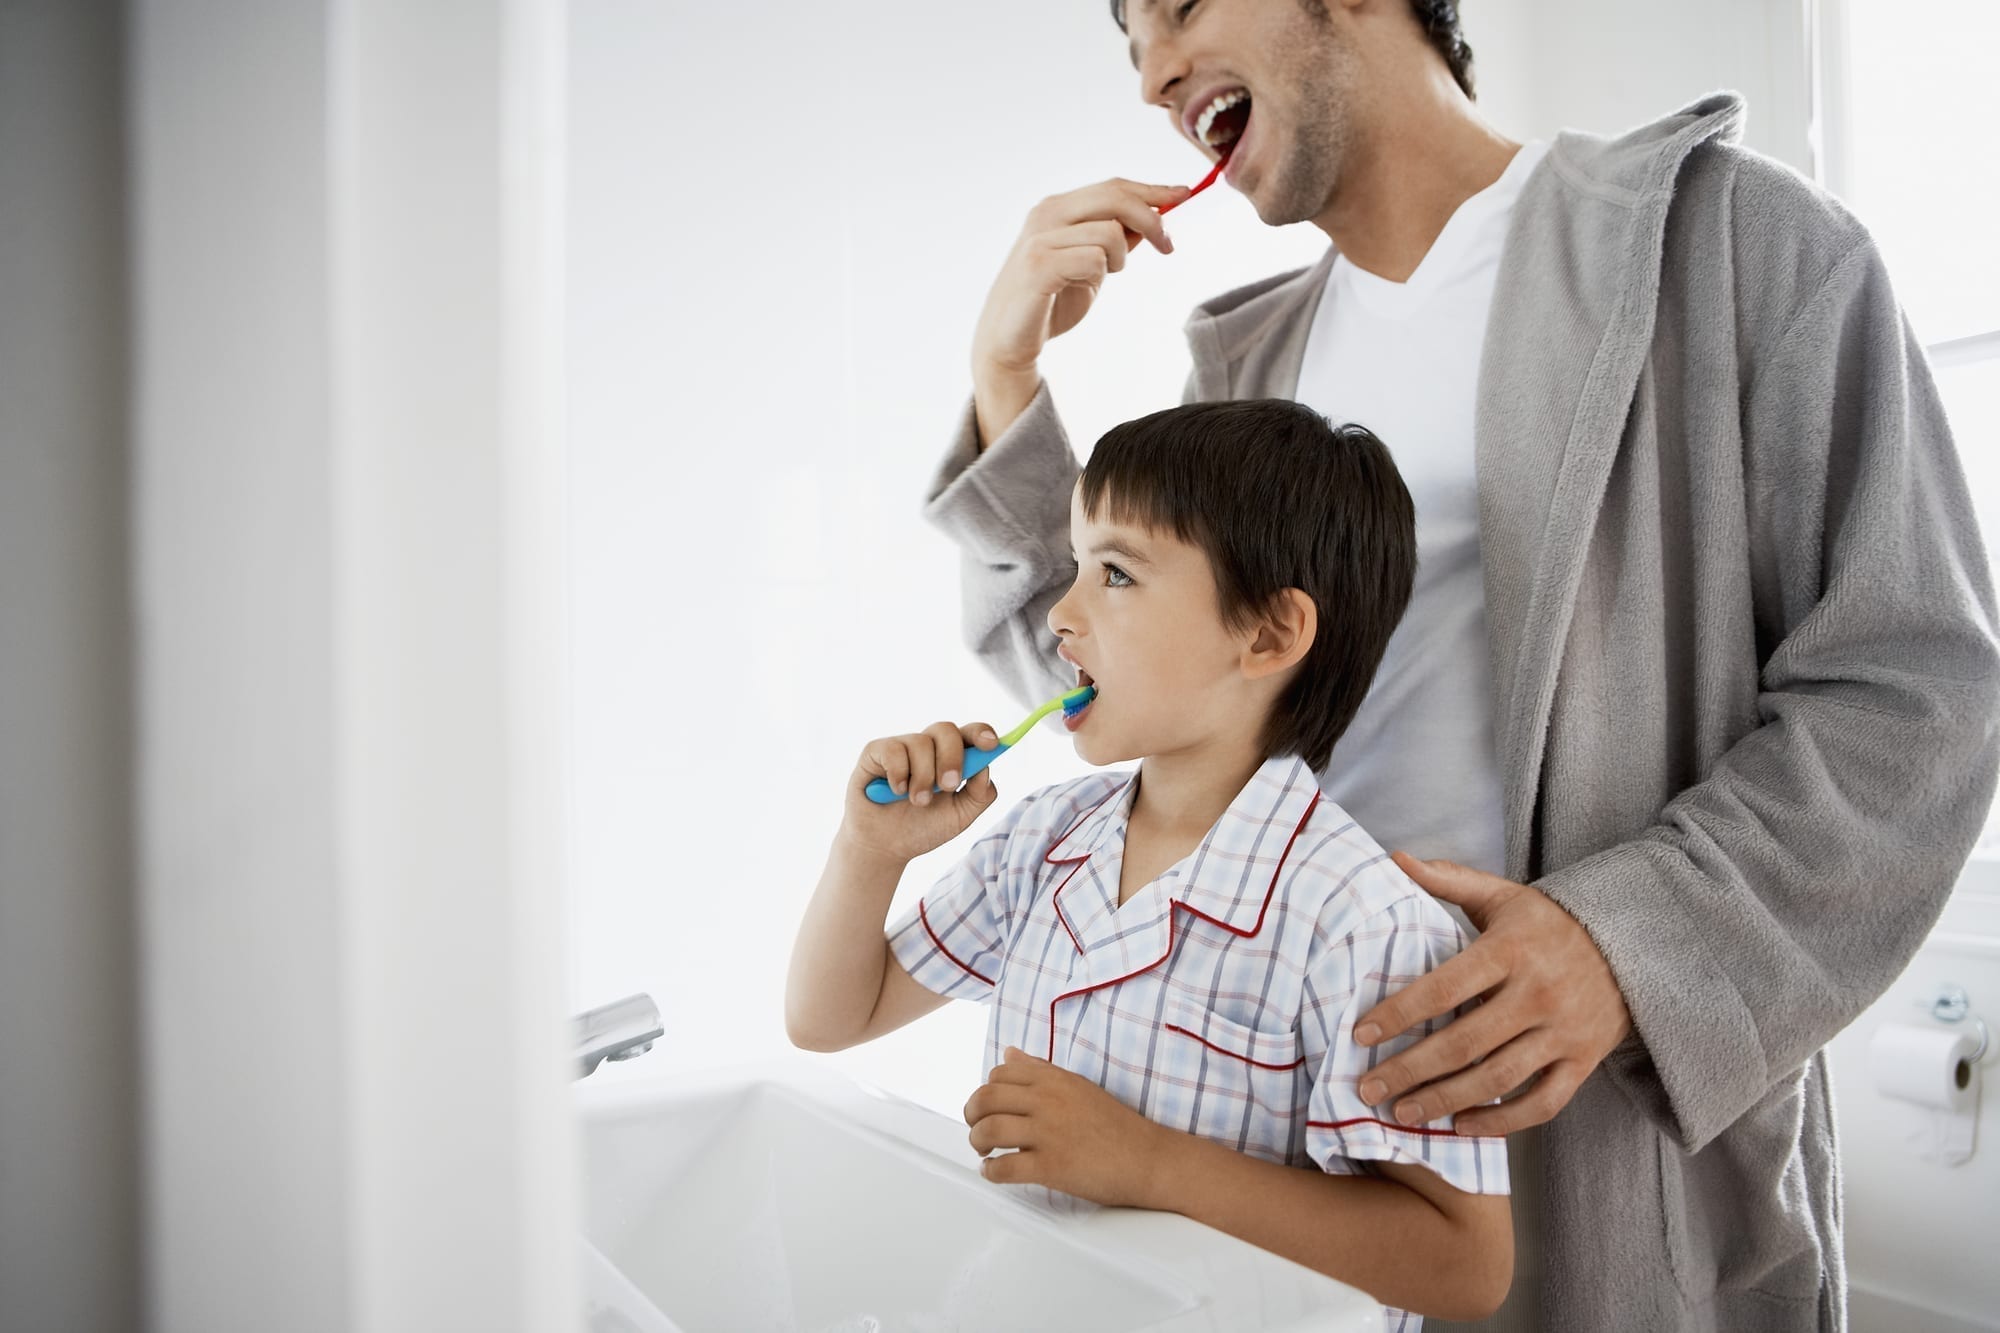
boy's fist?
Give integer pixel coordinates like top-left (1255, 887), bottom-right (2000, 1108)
top-left (841, 722), bottom-right (1003, 862)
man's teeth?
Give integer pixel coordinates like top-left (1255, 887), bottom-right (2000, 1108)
top-left (1194, 89), bottom-right (1248, 148)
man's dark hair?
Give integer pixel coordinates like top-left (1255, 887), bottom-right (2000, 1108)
top-left (1108, 0), bottom-right (1477, 101)
top-left (1078, 399), bottom-right (1416, 771)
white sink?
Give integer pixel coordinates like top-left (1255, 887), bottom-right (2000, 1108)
top-left (576, 1060), bottom-right (1383, 1333)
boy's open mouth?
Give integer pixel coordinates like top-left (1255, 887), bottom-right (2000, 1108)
top-left (1065, 668), bottom-right (1096, 731)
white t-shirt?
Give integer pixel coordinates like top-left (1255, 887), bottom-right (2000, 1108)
top-left (1292, 139), bottom-right (1550, 1333)
top-left (1293, 140), bottom-right (1549, 879)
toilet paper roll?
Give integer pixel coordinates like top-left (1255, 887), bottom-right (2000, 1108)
top-left (1867, 1022), bottom-right (1979, 1111)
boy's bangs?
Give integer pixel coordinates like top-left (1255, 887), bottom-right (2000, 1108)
top-left (1077, 454), bottom-right (1210, 552)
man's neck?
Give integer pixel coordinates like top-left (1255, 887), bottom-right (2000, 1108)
top-left (1312, 84), bottom-right (1521, 283)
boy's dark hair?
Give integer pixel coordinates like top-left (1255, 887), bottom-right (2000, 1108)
top-left (1108, 0), bottom-right (1477, 101)
top-left (1079, 399), bottom-right (1416, 771)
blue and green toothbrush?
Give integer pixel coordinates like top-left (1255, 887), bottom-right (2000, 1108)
top-left (864, 684), bottom-right (1097, 804)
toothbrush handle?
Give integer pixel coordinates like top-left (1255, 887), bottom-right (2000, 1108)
top-left (863, 740), bottom-right (1011, 804)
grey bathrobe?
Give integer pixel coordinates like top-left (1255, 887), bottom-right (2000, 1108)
top-left (918, 94), bottom-right (2000, 1330)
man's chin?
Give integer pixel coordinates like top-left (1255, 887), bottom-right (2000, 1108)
top-left (1248, 182), bottom-right (1324, 229)
top-left (1241, 155), bottom-right (1340, 229)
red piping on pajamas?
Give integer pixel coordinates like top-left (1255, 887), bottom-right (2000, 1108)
top-left (1308, 1116), bottom-right (1468, 1139)
top-left (1164, 1022), bottom-right (1308, 1071)
top-left (1042, 792), bottom-right (1322, 1062)
top-left (918, 897), bottom-right (995, 988)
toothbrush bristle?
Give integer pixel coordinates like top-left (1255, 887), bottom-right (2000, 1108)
top-left (1061, 685), bottom-right (1097, 716)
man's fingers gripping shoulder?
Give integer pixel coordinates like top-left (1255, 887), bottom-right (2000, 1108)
top-left (1356, 946), bottom-right (1507, 1046)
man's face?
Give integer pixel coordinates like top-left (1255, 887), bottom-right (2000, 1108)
top-left (1123, 0), bottom-right (1363, 226)
top-left (1046, 487), bottom-right (1262, 768)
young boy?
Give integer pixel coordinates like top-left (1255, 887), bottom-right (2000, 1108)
top-left (785, 399), bottom-right (1512, 1326)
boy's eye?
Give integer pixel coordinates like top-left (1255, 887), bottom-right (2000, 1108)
top-left (1176, 0), bottom-right (1200, 20)
top-left (1102, 563), bottom-right (1134, 588)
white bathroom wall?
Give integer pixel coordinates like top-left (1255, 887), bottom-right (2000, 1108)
top-left (1468, 0), bottom-right (1812, 174)
top-left (127, 2), bottom-right (578, 1329)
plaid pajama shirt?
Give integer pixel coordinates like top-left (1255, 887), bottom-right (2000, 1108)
top-left (887, 753), bottom-right (1509, 1332)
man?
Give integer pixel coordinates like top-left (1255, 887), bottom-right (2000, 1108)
top-left (918, 0), bottom-right (2000, 1329)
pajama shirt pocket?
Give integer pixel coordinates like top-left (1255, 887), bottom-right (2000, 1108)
top-left (1158, 994), bottom-right (1308, 1162)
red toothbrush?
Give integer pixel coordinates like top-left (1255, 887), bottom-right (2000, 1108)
top-left (1159, 151), bottom-right (1229, 217)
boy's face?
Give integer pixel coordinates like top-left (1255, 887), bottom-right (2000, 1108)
top-left (1047, 486), bottom-right (1269, 768)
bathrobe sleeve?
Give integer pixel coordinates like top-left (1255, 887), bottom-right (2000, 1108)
top-left (919, 383), bottom-right (1081, 713)
top-left (1536, 234), bottom-right (2000, 1153)
top-left (920, 368), bottom-right (1203, 713)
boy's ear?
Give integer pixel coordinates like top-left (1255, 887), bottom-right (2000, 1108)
top-left (1243, 589), bottom-right (1316, 679)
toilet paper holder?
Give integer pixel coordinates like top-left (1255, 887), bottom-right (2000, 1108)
top-left (1917, 983), bottom-right (1990, 1065)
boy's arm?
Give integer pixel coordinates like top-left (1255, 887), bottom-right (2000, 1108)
top-left (784, 835), bottom-right (949, 1052)
top-left (785, 721), bottom-right (1005, 1052)
top-left (1142, 1130), bottom-right (1512, 1322)
top-left (966, 1049), bottom-right (1511, 1321)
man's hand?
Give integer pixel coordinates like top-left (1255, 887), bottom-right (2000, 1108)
top-left (971, 178), bottom-right (1190, 445)
top-left (839, 722), bottom-right (1001, 864)
top-left (1353, 853), bottom-right (1633, 1136)
top-left (962, 1047), bottom-right (1162, 1207)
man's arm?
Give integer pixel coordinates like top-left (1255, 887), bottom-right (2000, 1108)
top-left (923, 383), bottom-right (1080, 711)
top-left (969, 178), bottom-right (1186, 450)
top-left (935, 176), bottom-right (1188, 707)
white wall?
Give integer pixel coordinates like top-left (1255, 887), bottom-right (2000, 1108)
top-left (129, 3), bottom-right (352, 1318)
top-left (4, 5), bottom-right (583, 1327)
top-left (0, 3), bottom-right (142, 1329)
top-left (126, 2), bottom-right (577, 1329)
top-left (1470, 0), bottom-right (1812, 174)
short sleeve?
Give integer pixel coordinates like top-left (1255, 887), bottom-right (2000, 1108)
top-left (884, 788), bottom-right (1043, 1004)
top-left (1301, 896), bottom-right (1510, 1197)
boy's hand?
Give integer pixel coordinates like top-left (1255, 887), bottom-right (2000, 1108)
top-left (963, 1047), bottom-right (1162, 1208)
top-left (840, 722), bottom-right (1003, 864)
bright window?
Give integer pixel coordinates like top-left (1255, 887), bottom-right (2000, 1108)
top-left (1816, 0), bottom-right (2000, 853)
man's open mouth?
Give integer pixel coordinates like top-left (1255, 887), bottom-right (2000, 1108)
top-left (1194, 88), bottom-right (1251, 156)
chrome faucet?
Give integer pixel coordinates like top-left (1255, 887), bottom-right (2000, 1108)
top-left (572, 993), bottom-right (664, 1079)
